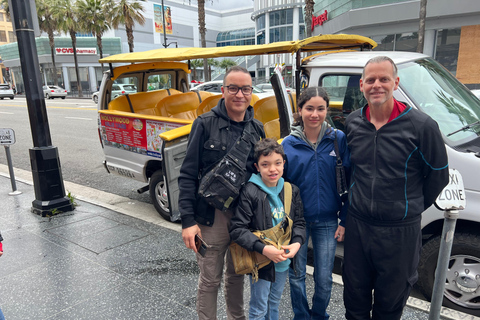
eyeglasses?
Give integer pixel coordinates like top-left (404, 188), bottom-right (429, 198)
top-left (225, 85), bottom-right (253, 96)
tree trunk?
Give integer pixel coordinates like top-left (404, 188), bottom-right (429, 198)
top-left (48, 30), bottom-right (58, 86)
top-left (417, 0), bottom-right (427, 53)
top-left (97, 33), bottom-right (104, 75)
top-left (197, 0), bottom-right (209, 81)
top-left (70, 30), bottom-right (83, 98)
top-left (126, 24), bottom-right (134, 52)
top-left (305, 0), bottom-right (315, 38)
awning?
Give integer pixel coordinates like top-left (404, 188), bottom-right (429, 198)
top-left (99, 34), bottom-right (377, 64)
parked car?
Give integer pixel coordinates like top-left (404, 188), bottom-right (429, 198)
top-left (43, 85), bottom-right (67, 99)
top-left (256, 82), bottom-right (293, 93)
top-left (0, 84), bottom-right (14, 100)
top-left (92, 92), bottom-right (99, 104)
top-left (112, 83), bottom-right (137, 99)
top-left (192, 80), bottom-right (273, 99)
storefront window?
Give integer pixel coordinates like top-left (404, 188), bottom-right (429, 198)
top-left (395, 32), bottom-right (418, 52)
top-left (371, 34), bottom-right (395, 51)
top-left (435, 28), bottom-right (461, 75)
top-left (68, 67), bottom-right (90, 94)
top-left (44, 67), bottom-right (63, 87)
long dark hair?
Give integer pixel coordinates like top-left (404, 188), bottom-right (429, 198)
top-left (293, 87), bottom-right (330, 127)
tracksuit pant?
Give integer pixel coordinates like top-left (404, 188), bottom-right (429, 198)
top-left (342, 212), bottom-right (422, 320)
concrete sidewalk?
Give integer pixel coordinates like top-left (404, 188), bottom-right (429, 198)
top-left (0, 166), bottom-right (476, 319)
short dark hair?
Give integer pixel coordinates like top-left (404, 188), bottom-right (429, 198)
top-left (254, 138), bottom-right (285, 163)
top-left (293, 87), bottom-right (330, 127)
top-left (223, 66), bottom-right (251, 86)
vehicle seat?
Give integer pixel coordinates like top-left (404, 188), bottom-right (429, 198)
top-left (250, 93), bottom-right (260, 106)
top-left (253, 96), bottom-right (280, 140)
top-left (197, 94), bottom-right (222, 116)
top-left (157, 92), bottom-right (203, 119)
top-left (107, 88), bottom-right (182, 114)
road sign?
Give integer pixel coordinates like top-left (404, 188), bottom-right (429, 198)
top-left (0, 128), bottom-right (15, 145)
top-left (435, 168), bottom-right (466, 211)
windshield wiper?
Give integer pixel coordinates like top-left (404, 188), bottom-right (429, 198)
top-left (447, 120), bottom-right (480, 137)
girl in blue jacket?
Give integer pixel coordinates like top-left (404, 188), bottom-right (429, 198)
top-left (282, 87), bottom-right (350, 320)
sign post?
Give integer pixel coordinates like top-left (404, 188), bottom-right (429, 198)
top-left (429, 168), bottom-right (466, 320)
top-left (0, 128), bottom-right (22, 195)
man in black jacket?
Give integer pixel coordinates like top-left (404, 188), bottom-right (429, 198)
top-left (343, 56), bottom-right (449, 320)
top-left (178, 66), bottom-right (265, 320)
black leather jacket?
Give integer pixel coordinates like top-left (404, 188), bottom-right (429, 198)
top-left (178, 98), bottom-right (265, 229)
top-left (230, 182), bottom-right (306, 282)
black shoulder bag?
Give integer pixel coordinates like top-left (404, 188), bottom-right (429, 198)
top-left (334, 130), bottom-right (348, 196)
top-left (198, 122), bottom-right (253, 211)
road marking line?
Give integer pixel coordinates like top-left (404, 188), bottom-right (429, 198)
top-left (0, 111), bottom-right (14, 114)
top-left (65, 117), bottom-right (92, 120)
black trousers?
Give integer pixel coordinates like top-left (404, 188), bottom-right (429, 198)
top-left (342, 213), bottom-right (422, 320)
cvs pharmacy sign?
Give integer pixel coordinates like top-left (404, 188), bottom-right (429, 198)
top-left (312, 10), bottom-right (328, 31)
top-left (55, 48), bottom-right (97, 55)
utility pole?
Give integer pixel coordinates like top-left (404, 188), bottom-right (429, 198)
top-left (9, 0), bottom-right (74, 216)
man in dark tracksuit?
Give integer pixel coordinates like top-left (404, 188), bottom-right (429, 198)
top-left (343, 56), bottom-right (449, 319)
top-left (178, 66), bottom-right (265, 320)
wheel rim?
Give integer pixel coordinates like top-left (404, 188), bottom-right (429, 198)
top-left (445, 254), bottom-right (480, 309)
top-left (155, 180), bottom-right (169, 213)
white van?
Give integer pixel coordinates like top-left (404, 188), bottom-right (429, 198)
top-left (301, 50), bottom-right (480, 315)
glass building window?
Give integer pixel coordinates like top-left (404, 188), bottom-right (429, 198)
top-left (435, 28), bottom-right (461, 75)
top-left (257, 30), bottom-right (265, 45)
top-left (269, 9), bottom-right (293, 27)
top-left (269, 26), bottom-right (293, 43)
top-left (299, 9), bottom-right (304, 23)
top-left (371, 34), bottom-right (395, 51)
top-left (257, 14), bottom-right (265, 30)
top-left (0, 13), bottom-right (4, 21)
top-left (0, 31), bottom-right (6, 42)
top-left (395, 32), bottom-right (418, 52)
top-left (8, 31), bottom-right (16, 42)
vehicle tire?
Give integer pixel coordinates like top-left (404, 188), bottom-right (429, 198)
top-left (0, 97), bottom-right (3, 100)
top-left (417, 232), bottom-right (480, 315)
top-left (61, 96), bottom-right (65, 99)
top-left (93, 95), bottom-right (98, 104)
top-left (46, 93), bottom-right (50, 99)
top-left (10, 96), bottom-right (13, 100)
top-left (149, 171), bottom-right (171, 221)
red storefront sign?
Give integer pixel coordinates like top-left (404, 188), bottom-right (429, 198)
top-left (55, 47), bottom-right (97, 55)
top-left (312, 10), bottom-right (328, 31)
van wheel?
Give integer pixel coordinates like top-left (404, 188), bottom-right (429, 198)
top-left (149, 171), bottom-right (170, 221)
top-left (417, 232), bottom-right (480, 315)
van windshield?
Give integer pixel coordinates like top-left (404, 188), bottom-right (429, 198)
top-left (398, 58), bottom-right (480, 145)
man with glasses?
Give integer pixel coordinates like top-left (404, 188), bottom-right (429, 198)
top-left (179, 66), bottom-right (265, 319)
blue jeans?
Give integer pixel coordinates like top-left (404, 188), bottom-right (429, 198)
top-left (0, 307), bottom-right (4, 320)
top-left (289, 219), bottom-right (338, 320)
top-left (249, 270), bottom-right (288, 320)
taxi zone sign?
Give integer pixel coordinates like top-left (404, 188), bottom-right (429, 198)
top-left (0, 128), bottom-right (15, 145)
top-left (435, 168), bottom-right (466, 211)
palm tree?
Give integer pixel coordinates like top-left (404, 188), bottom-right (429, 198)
top-left (219, 58), bottom-right (236, 73)
top-left (190, 59), bottom-right (203, 81)
top-left (417, 0), bottom-right (427, 53)
top-left (110, 0), bottom-right (146, 53)
top-left (197, 0), bottom-right (208, 81)
top-left (304, 0), bottom-right (315, 38)
top-left (77, 0), bottom-right (112, 71)
top-left (37, 0), bottom-right (59, 86)
top-left (0, 0), bottom-right (9, 16)
top-left (52, 0), bottom-right (83, 97)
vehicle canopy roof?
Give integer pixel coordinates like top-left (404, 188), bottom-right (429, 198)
top-left (100, 34), bottom-right (376, 64)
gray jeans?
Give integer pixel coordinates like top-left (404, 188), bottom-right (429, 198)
top-left (196, 209), bottom-right (246, 320)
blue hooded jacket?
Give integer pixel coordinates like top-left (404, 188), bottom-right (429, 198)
top-left (282, 125), bottom-right (350, 225)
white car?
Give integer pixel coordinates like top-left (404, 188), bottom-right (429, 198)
top-left (112, 83), bottom-right (137, 99)
top-left (192, 80), bottom-right (273, 99)
top-left (43, 85), bottom-right (67, 99)
top-left (0, 84), bottom-right (14, 99)
top-left (92, 91), bottom-right (99, 104)
top-left (256, 83), bottom-right (293, 93)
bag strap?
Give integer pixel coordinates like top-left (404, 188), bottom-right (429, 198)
top-left (284, 182), bottom-right (292, 217)
top-left (333, 129), bottom-right (342, 166)
top-left (227, 121), bottom-right (253, 168)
